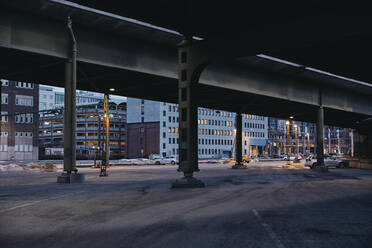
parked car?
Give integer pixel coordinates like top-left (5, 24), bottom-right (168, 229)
top-left (154, 155), bottom-right (178, 165)
top-left (149, 154), bottom-right (162, 160)
top-left (229, 156), bottom-right (251, 163)
top-left (305, 154), bottom-right (347, 169)
top-left (282, 154), bottom-right (302, 161)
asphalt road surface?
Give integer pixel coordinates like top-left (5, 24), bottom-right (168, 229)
top-left (0, 161), bottom-right (371, 248)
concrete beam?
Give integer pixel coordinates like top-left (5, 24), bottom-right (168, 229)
top-left (1, 7), bottom-right (372, 119)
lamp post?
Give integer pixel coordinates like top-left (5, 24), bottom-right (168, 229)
top-left (306, 132), bottom-right (310, 155)
top-left (328, 127), bottom-right (331, 154)
top-left (285, 120), bottom-right (291, 165)
top-left (337, 129), bottom-right (340, 154)
top-left (294, 124), bottom-right (300, 163)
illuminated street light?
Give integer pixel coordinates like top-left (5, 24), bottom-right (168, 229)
top-left (289, 116), bottom-right (294, 119)
top-left (293, 124), bottom-right (300, 163)
top-left (109, 88), bottom-right (115, 92)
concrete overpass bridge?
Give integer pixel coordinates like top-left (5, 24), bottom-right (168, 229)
top-left (1, 0), bottom-right (371, 185)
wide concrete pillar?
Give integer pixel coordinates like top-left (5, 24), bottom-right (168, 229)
top-left (172, 36), bottom-right (208, 188)
top-left (232, 112), bottom-right (246, 169)
top-left (315, 106), bottom-right (327, 171)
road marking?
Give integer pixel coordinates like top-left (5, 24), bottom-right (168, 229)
top-left (0, 192), bottom-right (82, 214)
top-left (252, 209), bottom-right (286, 248)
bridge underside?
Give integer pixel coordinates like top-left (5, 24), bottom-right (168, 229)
top-left (0, 46), bottom-right (369, 128)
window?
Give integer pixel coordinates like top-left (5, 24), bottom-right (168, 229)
top-left (15, 82), bottom-right (33, 89)
top-left (1, 94), bottom-right (8, 104)
top-left (15, 95), bottom-right (33, 106)
top-left (0, 144), bottom-right (8, 152)
top-left (1, 112), bottom-right (8, 122)
top-left (1, 79), bottom-right (9, 86)
top-left (163, 111), bottom-right (166, 116)
top-left (163, 121), bottom-right (166, 127)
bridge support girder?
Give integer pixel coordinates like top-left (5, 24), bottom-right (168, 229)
top-left (315, 93), bottom-right (327, 171)
top-left (172, 37), bottom-right (208, 188)
top-left (232, 112), bottom-right (246, 169)
top-left (58, 17), bottom-right (84, 183)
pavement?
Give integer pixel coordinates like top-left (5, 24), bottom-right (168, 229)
top-left (0, 161), bottom-right (371, 248)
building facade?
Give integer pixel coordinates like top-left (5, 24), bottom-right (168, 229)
top-left (1, 80), bottom-right (39, 160)
top-left (268, 117), bottom-right (316, 156)
top-left (324, 126), bottom-right (352, 155)
top-left (267, 117), bottom-right (352, 156)
top-left (126, 98), bottom-right (268, 159)
top-left (39, 101), bottom-right (127, 160)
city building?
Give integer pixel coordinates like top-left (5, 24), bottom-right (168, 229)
top-left (1, 79), bottom-right (39, 160)
top-left (38, 101), bottom-right (127, 159)
top-left (126, 98), bottom-right (268, 158)
top-left (324, 126), bottom-right (352, 155)
top-left (39, 85), bottom-right (55, 112)
top-left (268, 117), bottom-right (316, 156)
top-left (267, 117), bottom-right (352, 156)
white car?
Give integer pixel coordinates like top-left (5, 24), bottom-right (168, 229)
top-left (154, 155), bottom-right (178, 165)
top-left (305, 155), bottom-right (347, 169)
top-left (282, 154), bottom-right (302, 161)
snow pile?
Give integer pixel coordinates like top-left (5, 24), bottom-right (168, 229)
top-left (0, 163), bottom-right (25, 172)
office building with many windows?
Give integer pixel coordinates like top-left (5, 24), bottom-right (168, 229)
top-left (126, 98), bottom-right (268, 159)
top-left (38, 101), bottom-right (127, 159)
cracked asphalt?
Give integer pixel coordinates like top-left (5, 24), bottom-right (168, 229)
top-left (0, 161), bottom-right (371, 248)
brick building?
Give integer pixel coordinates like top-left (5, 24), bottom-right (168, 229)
top-left (1, 80), bottom-right (39, 160)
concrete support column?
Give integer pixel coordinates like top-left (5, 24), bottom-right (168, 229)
top-left (57, 17), bottom-right (84, 183)
top-left (63, 60), bottom-right (76, 173)
top-left (232, 112), bottom-right (246, 169)
top-left (316, 106), bottom-right (327, 170)
top-left (172, 36), bottom-right (208, 188)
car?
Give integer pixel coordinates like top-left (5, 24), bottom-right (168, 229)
top-left (282, 154), bottom-right (302, 161)
top-left (229, 156), bottom-right (251, 163)
top-left (154, 155), bottom-right (178, 165)
top-left (149, 154), bottom-right (162, 160)
top-left (305, 154), bottom-right (347, 169)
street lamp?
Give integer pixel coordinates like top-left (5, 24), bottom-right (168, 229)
top-left (306, 132), bottom-right (310, 155)
top-left (293, 124), bottom-right (300, 163)
top-left (285, 120), bottom-right (291, 164)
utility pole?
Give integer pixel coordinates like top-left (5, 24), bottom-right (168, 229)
top-left (337, 129), bottom-right (340, 154)
top-left (328, 127), bottom-right (331, 154)
top-left (294, 124), bottom-right (300, 163)
top-left (285, 120), bottom-right (291, 165)
top-left (100, 93), bottom-right (109, 177)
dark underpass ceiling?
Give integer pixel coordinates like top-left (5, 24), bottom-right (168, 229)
top-left (0, 1), bottom-right (371, 129)
top-left (68, 0), bottom-right (372, 84)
